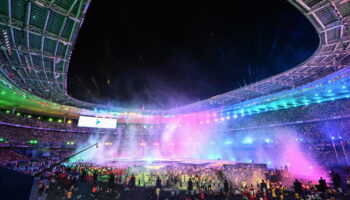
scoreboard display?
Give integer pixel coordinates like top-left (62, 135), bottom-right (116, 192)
top-left (78, 116), bottom-right (117, 128)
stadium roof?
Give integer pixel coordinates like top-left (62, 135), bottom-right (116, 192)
top-left (0, 0), bottom-right (349, 117)
top-left (0, 0), bottom-right (96, 108)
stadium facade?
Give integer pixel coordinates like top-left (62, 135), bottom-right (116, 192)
top-left (0, 0), bottom-right (349, 124)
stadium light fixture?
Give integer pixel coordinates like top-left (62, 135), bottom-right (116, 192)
top-left (225, 141), bottom-right (233, 145)
top-left (139, 142), bottom-right (146, 146)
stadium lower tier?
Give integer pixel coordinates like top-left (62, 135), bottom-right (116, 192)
top-left (1, 115), bottom-right (350, 168)
top-left (1, 116), bottom-right (350, 199)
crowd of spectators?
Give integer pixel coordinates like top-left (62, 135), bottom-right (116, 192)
top-left (1, 160), bottom-right (349, 200)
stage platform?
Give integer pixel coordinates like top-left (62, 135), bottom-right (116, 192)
top-left (97, 157), bottom-right (238, 168)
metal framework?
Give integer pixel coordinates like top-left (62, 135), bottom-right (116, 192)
top-left (0, 0), bottom-right (349, 115)
top-left (0, 0), bottom-right (94, 108)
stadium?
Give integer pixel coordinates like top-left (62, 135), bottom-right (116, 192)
top-left (0, 0), bottom-right (350, 199)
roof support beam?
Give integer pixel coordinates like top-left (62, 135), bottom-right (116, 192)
top-left (6, 46), bottom-right (68, 61)
top-left (31, 0), bottom-right (81, 22)
top-left (269, 80), bottom-right (294, 88)
top-left (52, 17), bottom-right (67, 88)
top-left (7, 0), bottom-right (30, 82)
top-left (0, 21), bottom-right (72, 45)
top-left (25, 2), bottom-right (32, 73)
top-left (28, 53), bottom-right (46, 88)
top-left (39, 10), bottom-right (54, 92)
top-left (68, 0), bottom-right (80, 15)
top-left (3, 64), bottom-right (65, 75)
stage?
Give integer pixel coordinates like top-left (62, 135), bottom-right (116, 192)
top-left (95, 157), bottom-right (245, 169)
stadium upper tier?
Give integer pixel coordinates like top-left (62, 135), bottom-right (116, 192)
top-left (0, 0), bottom-right (349, 119)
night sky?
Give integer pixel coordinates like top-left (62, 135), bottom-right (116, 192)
top-left (68, 0), bottom-right (319, 109)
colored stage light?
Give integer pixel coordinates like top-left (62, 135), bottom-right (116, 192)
top-left (265, 139), bottom-right (271, 143)
top-left (225, 141), bottom-right (233, 145)
top-left (16, 113), bottom-right (20, 116)
top-left (242, 137), bottom-right (253, 144)
top-left (58, 119), bottom-right (62, 123)
top-left (29, 140), bottom-right (38, 144)
top-left (48, 118), bottom-right (53, 122)
top-left (153, 142), bottom-right (160, 146)
top-left (139, 142), bottom-right (147, 146)
top-left (27, 115), bottom-right (32, 118)
top-left (0, 138), bottom-right (4, 142)
top-left (67, 120), bottom-right (72, 124)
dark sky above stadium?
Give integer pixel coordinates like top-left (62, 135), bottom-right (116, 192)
top-left (68, 0), bottom-right (319, 109)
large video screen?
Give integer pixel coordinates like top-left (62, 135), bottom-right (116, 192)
top-left (78, 116), bottom-right (117, 129)
top-left (96, 117), bottom-right (117, 128)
